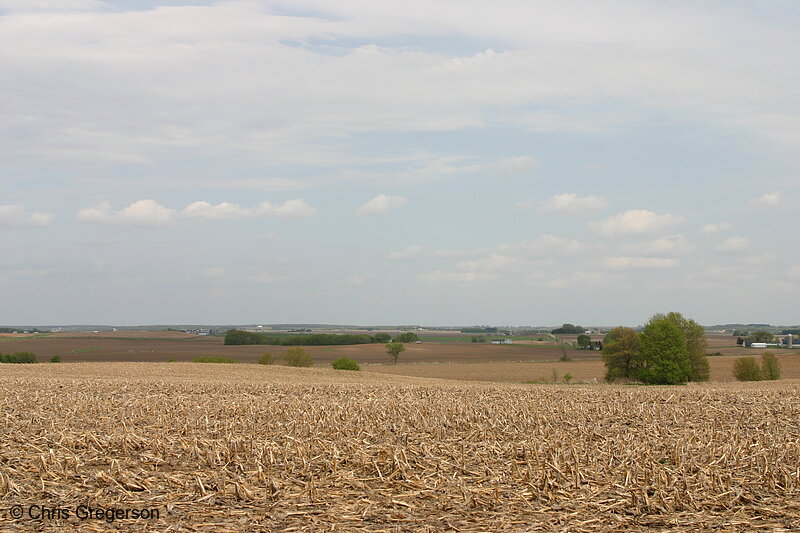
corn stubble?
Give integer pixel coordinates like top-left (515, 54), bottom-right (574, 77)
top-left (1, 364), bottom-right (799, 532)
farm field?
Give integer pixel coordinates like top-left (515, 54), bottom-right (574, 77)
top-left (366, 353), bottom-right (800, 383)
top-left (1, 363), bottom-right (799, 532)
top-left (0, 332), bottom-right (591, 366)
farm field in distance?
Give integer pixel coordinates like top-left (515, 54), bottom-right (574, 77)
top-left (1, 332), bottom-right (797, 383)
top-left (0, 363), bottom-right (798, 532)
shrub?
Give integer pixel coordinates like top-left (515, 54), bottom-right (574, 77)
top-left (0, 352), bottom-right (37, 364)
top-left (192, 356), bottom-right (237, 364)
top-left (284, 347), bottom-right (313, 367)
top-left (761, 352), bottom-right (781, 380)
top-left (50, 354), bottom-right (61, 363)
top-left (331, 357), bottom-right (360, 371)
top-left (733, 357), bottom-right (762, 381)
top-left (563, 373), bottom-right (573, 384)
top-left (258, 352), bottom-right (274, 365)
top-left (166, 358), bottom-right (177, 362)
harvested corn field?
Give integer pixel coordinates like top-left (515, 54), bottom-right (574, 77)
top-left (1, 363), bottom-right (799, 532)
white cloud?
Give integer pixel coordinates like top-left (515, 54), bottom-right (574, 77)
top-left (476, 156), bottom-right (539, 174)
top-left (603, 256), bottom-right (680, 270)
top-left (418, 270), bottom-right (496, 283)
top-left (640, 234), bottom-right (694, 256)
top-left (356, 194), bottom-right (406, 216)
top-left (749, 191), bottom-right (781, 207)
top-left (589, 210), bottom-right (684, 237)
top-left (699, 222), bottom-right (732, 234)
top-left (270, 199), bottom-right (318, 218)
top-left (79, 198), bottom-right (317, 226)
top-left (77, 199), bottom-right (176, 227)
top-left (714, 236), bottom-right (750, 253)
top-left (538, 193), bottom-right (608, 215)
top-left (0, 205), bottom-right (54, 228)
top-left (182, 201), bottom-right (250, 220)
top-left (387, 244), bottom-right (423, 259)
top-left (0, 0), bottom-right (107, 12)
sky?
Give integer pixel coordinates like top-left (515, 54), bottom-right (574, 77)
top-left (1, 0), bottom-right (798, 327)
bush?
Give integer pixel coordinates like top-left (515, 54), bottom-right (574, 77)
top-left (284, 347), bottom-right (313, 367)
top-left (50, 354), bottom-right (61, 363)
top-left (258, 352), bottom-right (274, 365)
top-left (167, 358), bottom-right (177, 362)
top-left (761, 352), bottom-right (781, 380)
top-left (331, 357), bottom-right (360, 371)
top-left (733, 357), bottom-right (762, 381)
top-left (563, 372), bottom-right (573, 384)
top-left (192, 356), bottom-right (237, 364)
top-left (0, 352), bottom-right (37, 364)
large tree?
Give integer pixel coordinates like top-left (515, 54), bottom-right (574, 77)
top-left (638, 316), bottom-right (691, 384)
top-left (657, 312), bottom-right (709, 382)
top-left (385, 342), bottom-right (405, 364)
top-left (601, 327), bottom-right (641, 381)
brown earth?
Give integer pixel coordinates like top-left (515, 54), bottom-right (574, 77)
top-left (366, 353), bottom-right (800, 383)
top-left (0, 333), bottom-right (591, 365)
top-left (1, 363), bottom-right (799, 532)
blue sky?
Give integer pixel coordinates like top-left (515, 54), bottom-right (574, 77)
top-left (1, 0), bottom-right (798, 326)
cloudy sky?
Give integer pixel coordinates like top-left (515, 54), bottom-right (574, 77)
top-left (1, 0), bottom-right (798, 326)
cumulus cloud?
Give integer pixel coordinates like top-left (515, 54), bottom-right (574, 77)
top-left (538, 193), bottom-right (608, 215)
top-left (589, 210), bottom-right (684, 237)
top-left (356, 194), bottom-right (406, 216)
top-left (78, 199), bottom-right (176, 227)
top-left (640, 234), bottom-right (694, 256)
top-left (699, 222), bottom-right (732, 234)
top-left (386, 244), bottom-right (423, 259)
top-left (78, 198), bottom-right (317, 226)
top-left (749, 191), bottom-right (781, 207)
top-left (0, 205), bottom-right (54, 228)
top-left (714, 236), bottom-right (750, 253)
top-left (603, 256), bottom-right (680, 270)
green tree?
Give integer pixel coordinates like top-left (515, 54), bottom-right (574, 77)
top-left (395, 332), bottom-right (419, 343)
top-left (761, 352), bottom-right (781, 380)
top-left (747, 331), bottom-right (774, 343)
top-left (258, 352), bottom-right (274, 365)
top-left (284, 347), bottom-right (313, 367)
top-left (601, 327), bottom-right (642, 381)
top-left (331, 357), bottom-right (360, 371)
top-left (653, 312), bottom-right (709, 382)
top-left (733, 357), bottom-right (762, 381)
top-left (386, 342), bottom-right (405, 364)
top-left (576, 334), bottom-right (591, 349)
top-left (373, 333), bottom-right (391, 343)
top-left (638, 316), bottom-right (691, 384)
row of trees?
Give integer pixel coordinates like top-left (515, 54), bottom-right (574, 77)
top-left (602, 312), bottom-right (710, 384)
top-left (224, 329), bottom-right (419, 346)
top-left (551, 323), bottom-right (585, 334)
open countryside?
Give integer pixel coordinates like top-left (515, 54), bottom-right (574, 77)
top-left (2, 331), bottom-right (798, 383)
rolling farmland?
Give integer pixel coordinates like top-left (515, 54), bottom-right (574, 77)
top-left (1, 363), bottom-right (799, 532)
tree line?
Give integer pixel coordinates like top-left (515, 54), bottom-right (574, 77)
top-left (602, 312), bottom-right (710, 384)
top-left (223, 329), bottom-right (420, 346)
